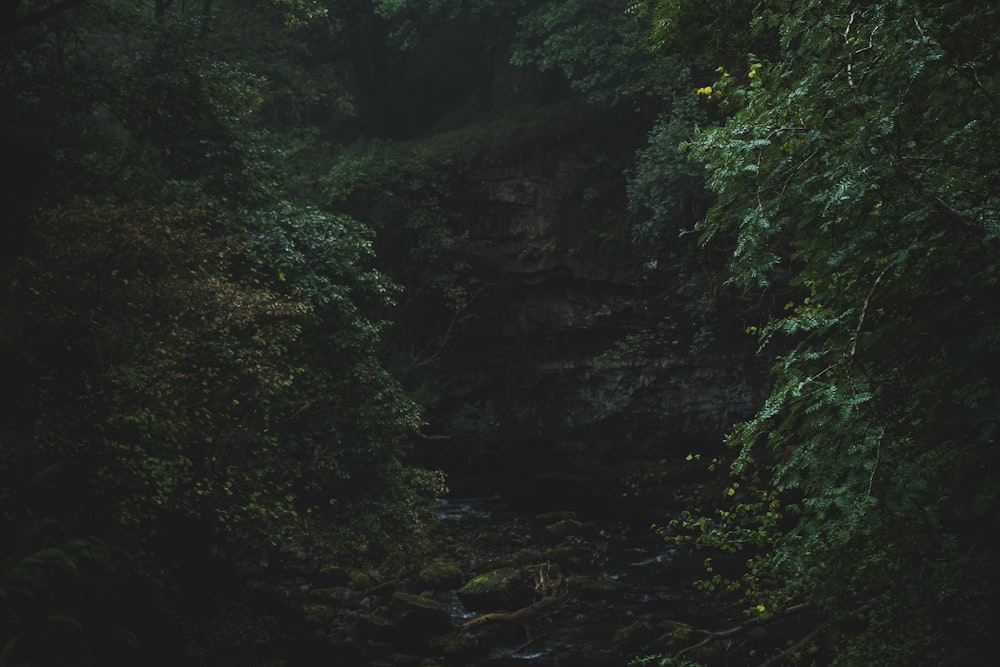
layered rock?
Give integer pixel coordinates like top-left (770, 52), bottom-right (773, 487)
top-left (387, 103), bottom-right (769, 490)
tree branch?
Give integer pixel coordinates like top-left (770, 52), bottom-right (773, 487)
top-left (849, 262), bottom-right (894, 359)
top-left (458, 592), bottom-right (569, 631)
top-left (675, 603), bottom-right (814, 660)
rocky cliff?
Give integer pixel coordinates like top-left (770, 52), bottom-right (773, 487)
top-left (368, 100), bottom-right (770, 495)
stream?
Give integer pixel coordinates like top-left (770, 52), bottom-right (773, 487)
top-left (432, 493), bottom-right (688, 665)
top-left (388, 472), bottom-right (746, 667)
top-left (277, 467), bottom-right (752, 666)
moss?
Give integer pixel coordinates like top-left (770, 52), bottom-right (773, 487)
top-left (544, 518), bottom-right (600, 541)
top-left (302, 603), bottom-right (335, 625)
top-left (347, 569), bottom-right (373, 589)
top-left (660, 619), bottom-right (695, 647)
top-left (433, 631), bottom-right (479, 659)
top-left (530, 511), bottom-right (577, 526)
top-left (458, 568), bottom-right (522, 595)
top-left (567, 575), bottom-right (631, 601)
top-left (456, 567), bottom-right (532, 612)
top-left (306, 586), bottom-right (336, 601)
top-left (417, 560), bottom-right (464, 589)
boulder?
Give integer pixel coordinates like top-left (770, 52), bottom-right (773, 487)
top-left (416, 560), bottom-right (464, 589)
top-left (456, 567), bottom-right (533, 612)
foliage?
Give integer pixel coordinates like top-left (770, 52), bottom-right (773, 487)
top-left (647, 0), bottom-right (761, 72)
top-left (1, 1), bottom-right (444, 664)
top-left (230, 201), bottom-right (443, 544)
top-left (374, 0), bottom-right (529, 48)
top-left (0, 493), bottom-right (182, 667)
top-left (1, 534), bottom-right (143, 666)
top-left (625, 32), bottom-right (764, 354)
top-left (510, 0), bottom-right (652, 103)
top-left (3, 198), bottom-right (437, 553)
top-left (661, 0), bottom-right (1000, 663)
top-left (321, 136), bottom-right (494, 405)
top-left (626, 55), bottom-right (715, 309)
top-left (626, 61), bottom-right (708, 246)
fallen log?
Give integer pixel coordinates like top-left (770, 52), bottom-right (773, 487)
top-left (458, 592), bottom-right (570, 631)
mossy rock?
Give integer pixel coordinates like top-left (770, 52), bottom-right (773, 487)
top-left (456, 567), bottom-right (533, 612)
top-left (567, 575), bottom-right (631, 601)
top-left (302, 602), bottom-right (336, 626)
top-left (348, 569), bottom-right (374, 589)
top-left (416, 560), bottom-right (464, 589)
top-left (530, 511), bottom-right (577, 527)
top-left (544, 518), bottom-right (601, 541)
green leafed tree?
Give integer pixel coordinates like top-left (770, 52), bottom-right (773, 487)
top-left (664, 0), bottom-right (1000, 663)
top-left (0, 197), bottom-right (442, 661)
top-left (510, 0), bottom-right (652, 103)
top-left (1, 1), bottom-right (443, 663)
top-left (1, 0), bottom-right (439, 538)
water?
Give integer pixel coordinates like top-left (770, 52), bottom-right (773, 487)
top-left (434, 495), bottom-right (506, 521)
top-left (428, 493), bottom-right (706, 666)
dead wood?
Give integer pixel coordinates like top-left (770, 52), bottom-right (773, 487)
top-left (458, 592), bottom-right (569, 631)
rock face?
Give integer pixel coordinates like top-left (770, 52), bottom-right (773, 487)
top-left (388, 102), bottom-right (769, 489)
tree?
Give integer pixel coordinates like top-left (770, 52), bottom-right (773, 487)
top-left (0, 0), bottom-right (91, 35)
top-left (510, 0), bottom-right (652, 103)
top-left (1, 1), bottom-right (443, 663)
top-left (664, 1), bottom-right (1000, 663)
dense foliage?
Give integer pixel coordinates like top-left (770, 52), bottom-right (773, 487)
top-left (1, 1), bottom-right (442, 663)
top-left (648, 0), bottom-right (1000, 664)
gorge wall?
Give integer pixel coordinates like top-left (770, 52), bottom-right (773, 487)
top-left (368, 100), bottom-right (770, 498)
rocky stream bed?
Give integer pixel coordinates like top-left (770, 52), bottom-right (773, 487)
top-left (256, 467), bottom-right (792, 667)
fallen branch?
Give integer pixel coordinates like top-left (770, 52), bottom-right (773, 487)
top-left (674, 603), bottom-right (813, 660)
top-left (674, 600), bottom-right (872, 665)
top-left (849, 262), bottom-right (894, 359)
top-left (458, 593), bottom-right (569, 631)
